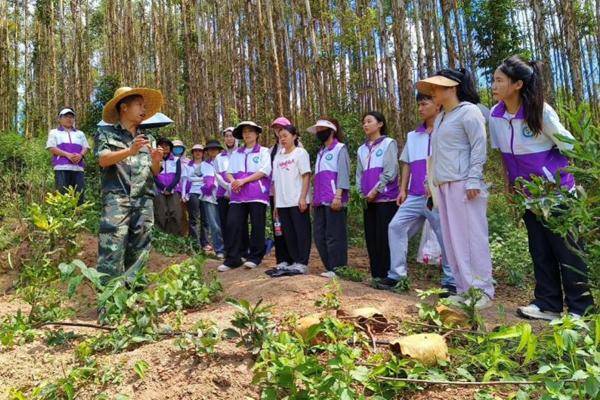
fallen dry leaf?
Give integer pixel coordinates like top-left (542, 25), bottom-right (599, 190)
top-left (390, 333), bottom-right (449, 366)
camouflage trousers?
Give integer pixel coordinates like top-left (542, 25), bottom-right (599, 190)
top-left (97, 194), bottom-right (154, 281)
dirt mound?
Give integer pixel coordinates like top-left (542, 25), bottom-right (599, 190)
top-left (0, 233), bottom-right (535, 399)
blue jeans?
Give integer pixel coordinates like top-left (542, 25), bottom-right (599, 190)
top-left (201, 201), bottom-right (224, 253)
top-left (387, 195), bottom-right (455, 286)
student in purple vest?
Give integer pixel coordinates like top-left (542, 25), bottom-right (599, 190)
top-left (490, 56), bottom-right (594, 320)
top-left (307, 118), bottom-right (350, 278)
top-left (46, 108), bottom-right (90, 204)
top-left (218, 121), bottom-right (271, 272)
top-left (268, 117), bottom-right (294, 270)
top-left (199, 140), bottom-right (225, 259)
top-left (154, 137), bottom-right (183, 235)
top-left (267, 125), bottom-right (312, 277)
top-left (214, 127), bottom-right (248, 258)
top-left (376, 94), bottom-right (457, 294)
top-left (417, 68), bottom-right (494, 309)
top-left (182, 144), bottom-right (210, 251)
top-left (356, 111), bottom-right (400, 280)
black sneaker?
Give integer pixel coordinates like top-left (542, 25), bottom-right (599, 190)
top-left (439, 284), bottom-right (457, 298)
top-left (375, 277), bottom-right (399, 290)
top-left (270, 269), bottom-right (304, 278)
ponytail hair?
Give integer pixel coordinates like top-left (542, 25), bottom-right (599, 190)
top-left (362, 111), bottom-right (388, 135)
top-left (436, 68), bottom-right (481, 105)
top-left (499, 55), bottom-right (545, 135)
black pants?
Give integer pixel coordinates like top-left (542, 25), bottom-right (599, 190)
top-left (364, 201), bottom-right (398, 279)
top-left (218, 197), bottom-right (248, 258)
top-left (278, 206), bottom-right (312, 266)
top-left (55, 170), bottom-right (85, 205)
top-left (188, 194), bottom-right (209, 248)
top-left (270, 196), bottom-right (292, 264)
top-left (523, 210), bottom-right (594, 315)
top-left (313, 205), bottom-right (348, 271)
top-left (225, 202), bottom-right (266, 267)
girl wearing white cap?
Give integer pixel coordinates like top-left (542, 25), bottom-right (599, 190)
top-left (308, 118), bottom-right (350, 278)
top-left (218, 121), bottom-right (271, 271)
top-left (416, 68), bottom-right (493, 309)
top-left (46, 107), bottom-right (90, 204)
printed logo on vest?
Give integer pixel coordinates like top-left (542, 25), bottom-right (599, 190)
top-left (522, 126), bottom-right (534, 138)
top-left (252, 156), bottom-right (260, 163)
top-left (375, 148), bottom-right (383, 157)
top-left (325, 153), bottom-right (333, 160)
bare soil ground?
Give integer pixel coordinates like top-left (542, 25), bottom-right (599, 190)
top-left (0, 233), bottom-right (537, 399)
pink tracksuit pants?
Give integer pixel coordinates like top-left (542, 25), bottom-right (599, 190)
top-left (435, 180), bottom-right (495, 298)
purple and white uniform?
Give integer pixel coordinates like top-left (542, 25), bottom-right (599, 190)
top-left (356, 136), bottom-right (399, 202)
top-left (214, 150), bottom-right (233, 198)
top-left (400, 123), bottom-right (430, 197)
top-left (199, 160), bottom-right (218, 204)
top-left (155, 154), bottom-right (180, 190)
top-left (46, 127), bottom-right (90, 171)
top-left (489, 101), bottom-right (575, 189)
top-left (227, 144), bottom-right (272, 205)
top-left (313, 139), bottom-right (350, 206)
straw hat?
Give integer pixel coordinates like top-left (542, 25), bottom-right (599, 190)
top-left (102, 86), bottom-right (164, 124)
top-left (233, 121), bottom-right (263, 139)
top-left (191, 144), bottom-right (205, 151)
top-left (415, 75), bottom-right (459, 96)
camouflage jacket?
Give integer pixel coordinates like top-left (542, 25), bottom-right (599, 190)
top-left (94, 123), bottom-right (157, 198)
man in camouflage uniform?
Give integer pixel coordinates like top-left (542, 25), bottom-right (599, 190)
top-left (95, 87), bottom-right (164, 281)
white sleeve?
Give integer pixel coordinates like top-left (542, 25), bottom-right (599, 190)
top-left (542, 104), bottom-right (575, 152)
top-left (81, 132), bottom-right (91, 149)
top-left (258, 149), bottom-right (272, 175)
top-left (298, 149), bottom-right (311, 174)
top-left (46, 130), bottom-right (58, 149)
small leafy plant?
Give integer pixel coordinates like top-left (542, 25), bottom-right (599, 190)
top-left (223, 298), bottom-right (274, 355)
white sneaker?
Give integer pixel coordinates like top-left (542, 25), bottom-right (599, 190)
top-left (216, 253), bottom-right (225, 260)
top-left (243, 261), bottom-right (258, 269)
top-left (466, 294), bottom-right (493, 310)
top-left (320, 271), bottom-right (337, 278)
top-left (275, 262), bottom-right (290, 270)
top-left (217, 264), bottom-right (231, 272)
top-left (290, 263), bottom-right (308, 274)
top-left (517, 304), bottom-right (560, 321)
top-left (447, 294), bottom-right (465, 304)
top-left (568, 312), bottom-right (582, 320)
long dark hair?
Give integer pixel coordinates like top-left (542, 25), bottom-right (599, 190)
top-left (321, 116), bottom-right (344, 142)
top-left (499, 55), bottom-right (545, 135)
top-left (436, 68), bottom-right (480, 104)
top-left (362, 111), bottom-right (387, 135)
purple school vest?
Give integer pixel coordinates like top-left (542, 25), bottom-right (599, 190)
top-left (358, 136), bottom-right (399, 202)
top-left (52, 127), bottom-right (85, 168)
top-left (313, 140), bottom-right (349, 206)
top-left (229, 145), bottom-right (270, 203)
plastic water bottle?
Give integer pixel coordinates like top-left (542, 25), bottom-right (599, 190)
top-left (274, 221), bottom-right (283, 236)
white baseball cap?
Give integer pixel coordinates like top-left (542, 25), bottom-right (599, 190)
top-left (307, 119), bottom-right (337, 134)
top-left (58, 108), bottom-right (75, 117)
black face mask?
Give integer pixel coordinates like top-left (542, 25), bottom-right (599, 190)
top-left (316, 130), bottom-right (331, 143)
